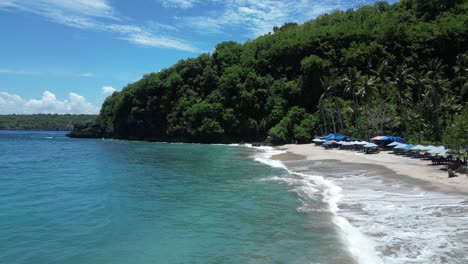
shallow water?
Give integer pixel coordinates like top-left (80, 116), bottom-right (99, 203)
top-left (1, 131), bottom-right (346, 264)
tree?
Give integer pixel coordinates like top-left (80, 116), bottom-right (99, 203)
top-left (371, 59), bottom-right (392, 134)
top-left (357, 74), bottom-right (377, 138)
top-left (443, 107), bottom-right (468, 150)
top-left (269, 107), bottom-right (318, 144)
top-left (342, 67), bottom-right (362, 137)
top-left (389, 64), bottom-right (414, 135)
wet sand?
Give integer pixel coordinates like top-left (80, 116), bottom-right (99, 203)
top-left (273, 144), bottom-right (468, 194)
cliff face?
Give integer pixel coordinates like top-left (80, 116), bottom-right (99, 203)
top-left (67, 123), bottom-right (104, 138)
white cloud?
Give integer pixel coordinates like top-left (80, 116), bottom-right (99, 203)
top-left (0, 0), bottom-right (197, 52)
top-left (175, 0), bottom-right (361, 37)
top-left (0, 91), bottom-right (99, 114)
top-left (160, 0), bottom-right (199, 9)
top-left (0, 69), bottom-right (38, 75)
top-left (79, 72), bottom-right (95, 77)
top-left (101, 86), bottom-right (116, 94)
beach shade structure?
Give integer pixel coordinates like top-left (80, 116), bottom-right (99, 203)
top-left (370, 136), bottom-right (385, 141)
top-left (322, 140), bottom-right (337, 149)
top-left (319, 133), bottom-right (336, 140)
top-left (312, 138), bottom-right (326, 145)
top-left (422, 145), bottom-right (436, 151)
top-left (402, 144), bottom-right (415, 151)
top-left (363, 143), bottom-right (378, 148)
top-left (334, 135), bottom-right (351, 141)
top-left (379, 136), bottom-right (405, 143)
top-left (387, 142), bottom-right (400, 147)
top-left (371, 135), bottom-right (405, 148)
top-left (410, 145), bottom-right (426, 151)
top-left (428, 146), bottom-right (446, 155)
top-left (393, 143), bottom-right (408, 149)
top-left (319, 133), bottom-right (351, 141)
top-left (363, 142), bottom-right (380, 154)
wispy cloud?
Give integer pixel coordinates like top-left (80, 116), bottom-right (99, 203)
top-left (101, 86), bottom-right (116, 94)
top-left (0, 0), bottom-right (197, 52)
top-left (166, 0), bottom-right (366, 37)
top-left (0, 69), bottom-right (38, 75)
top-left (0, 91), bottom-right (99, 114)
top-left (159, 0), bottom-right (199, 9)
top-left (79, 72), bottom-right (95, 77)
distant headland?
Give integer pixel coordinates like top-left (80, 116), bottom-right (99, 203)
top-left (0, 114), bottom-right (97, 131)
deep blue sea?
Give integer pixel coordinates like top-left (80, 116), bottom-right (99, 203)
top-left (1, 131), bottom-right (467, 264)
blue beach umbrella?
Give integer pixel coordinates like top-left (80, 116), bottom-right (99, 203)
top-left (364, 143), bottom-right (378, 148)
top-left (410, 145), bottom-right (425, 151)
top-left (387, 142), bottom-right (400, 147)
top-left (422, 145), bottom-right (436, 151)
top-left (428, 146), bottom-right (446, 155)
top-left (394, 143), bottom-right (408, 149)
top-left (402, 144), bottom-right (414, 150)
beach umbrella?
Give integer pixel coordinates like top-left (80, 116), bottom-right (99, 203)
top-left (394, 143), bottom-right (408, 149)
top-left (422, 145), bottom-right (436, 151)
top-left (356, 141), bottom-right (368, 145)
top-left (371, 136), bottom-right (384, 141)
top-left (387, 142), bottom-right (400, 147)
top-left (438, 149), bottom-right (453, 157)
top-left (402, 144), bottom-right (414, 150)
top-left (379, 136), bottom-right (405, 143)
top-left (410, 145), bottom-right (425, 151)
top-left (312, 138), bottom-right (324, 142)
top-left (322, 141), bottom-right (332, 145)
top-left (428, 146), bottom-right (446, 155)
top-left (363, 143), bottom-right (378, 148)
top-left (334, 135), bottom-right (351, 141)
top-left (379, 136), bottom-right (392, 141)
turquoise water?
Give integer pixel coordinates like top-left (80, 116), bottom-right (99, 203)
top-left (0, 131), bottom-right (343, 264)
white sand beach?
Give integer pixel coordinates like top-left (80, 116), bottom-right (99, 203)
top-left (274, 144), bottom-right (468, 194)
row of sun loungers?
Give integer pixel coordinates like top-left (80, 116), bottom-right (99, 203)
top-left (314, 136), bottom-right (467, 171)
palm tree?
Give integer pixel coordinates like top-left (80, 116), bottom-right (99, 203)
top-left (389, 63), bottom-right (414, 136)
top-left (371, 60), bottom-right (391, 134)
top-left (342, 67), bottom-right (362, 137)
top-left (453, 53), bottom-right (468, 104)
top-left (357, 74), bottom-right (377, 138)
top-left (423, 59), bottom-right (450, 141)
top-left (321, 77), bottom-right (343, 133)
top-left (409, 70), bottom-right (429, 143)
top-left (318, 94), bottom-right (329, 135)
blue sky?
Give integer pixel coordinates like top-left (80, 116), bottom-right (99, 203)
top-left (0, 0), bottom-right (397, 114)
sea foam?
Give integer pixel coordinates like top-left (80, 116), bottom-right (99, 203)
top-left (248, 145), bottom-right (383, 264)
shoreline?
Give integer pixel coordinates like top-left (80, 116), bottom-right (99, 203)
top-left (273, 144), bottom-right (468, 194)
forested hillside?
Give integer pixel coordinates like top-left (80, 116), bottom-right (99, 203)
top-left (0, 114), bottom-right (97, 131)
top-left (70, 0), bottom-right (467, 146)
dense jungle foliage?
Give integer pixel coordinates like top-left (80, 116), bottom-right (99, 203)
top-left (0, 114), bottom-right (97, 131)
top-left (73, 0), bottom-right (467, 147)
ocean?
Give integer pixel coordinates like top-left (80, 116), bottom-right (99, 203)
top-left (1, 130), bottom-right (467, 264)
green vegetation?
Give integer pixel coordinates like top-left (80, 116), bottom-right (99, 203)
top-left (73, 0), bottom-right (467, 145)
top-left (0, 114), bottom-right (97, 131)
